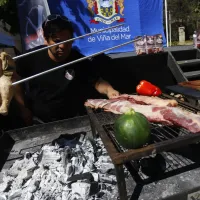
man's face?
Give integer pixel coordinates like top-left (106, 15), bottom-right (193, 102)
top-left (45, 30), bottom-right (73, 62)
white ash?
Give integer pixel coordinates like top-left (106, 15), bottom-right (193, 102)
top-left (0, 135), bottom-right (128, 199)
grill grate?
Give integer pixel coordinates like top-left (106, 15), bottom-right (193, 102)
top-left (92, 109), bottom-right (200, 181)
top-left (136, 151), bottom-right (196, 181)
top-left (86, 94), bottom-right (200, 182)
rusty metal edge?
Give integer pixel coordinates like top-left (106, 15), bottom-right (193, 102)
top-left (114, 133), bottom-right (200, 164)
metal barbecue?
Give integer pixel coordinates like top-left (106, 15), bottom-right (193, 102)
top-left (2, 20), bottom-right (200, 199)
top-left (86, 93), bottom-right (200, 200)
top-left (1, 96), bottom-right (200, 199)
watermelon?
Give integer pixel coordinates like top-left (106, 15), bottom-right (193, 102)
top-left (114, 108), bottom-right (151, 149)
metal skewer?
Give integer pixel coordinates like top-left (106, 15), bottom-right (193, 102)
top-left (12, 37), bottom-right (141, 86)
top-left (13, 23), bottom-right (124, 60)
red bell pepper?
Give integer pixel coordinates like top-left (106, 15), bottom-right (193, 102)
top-left (136, 80), bottom-right (162, 96)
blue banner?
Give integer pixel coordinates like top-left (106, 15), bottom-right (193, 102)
top-left (47, 0), bottom-right (166, 55)
top-left (16, 0), bottom-right (51, 52)
top-left (17, 0), bottom-right (166, 55)
top-left (0, 33), bottom-right (15, 47)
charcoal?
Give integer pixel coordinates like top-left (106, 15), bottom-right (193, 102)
top-left (107, 185), bottom-right (112, 192)
top-left (0, 196), bottom-right (6, 200)
top-left (89, 182), bottom-right (99, 196)
top-left (22, 169), bottom-right (35, 181)
top-left (71, 182), bottom-right (91, 199)
top-left (8, 189), bottom-right (22, 200)
top-left (0, 134), bottom-right (124, 199)
top-left (62, 191), bottom-right (71, 199)
top-left (22, 192), bottom-right (33, 200)
top-left (97, 163), bottom-right (114, 174)
top-left (67, 172), bottom-right (94, 182)
top-left (24, 152), bottom-right (32, 159)
top-left (79, 133), bottom-right (86, 143)
top-left (78, 147), bottom-right (87, 162)
top-left (85, 152), bottom-right (95, 162)
top-left (27, 181), bottom-right (39, 193)
top-left (66, 163), bottom-right (74, 177)
top-left (99, 174), bottom-right (117, 185)
top-left (91, 173), bottom-right (99, 182)
top-left (95, 149), bottom-right (102, 157)
top-left (83, 160), bottom-right (95, 173)
top-left (62, 147), bottom-right (71, 170)
top-left (40, 146), bottom-right (61, 166)
top-left (107, 169), bottom-right (116, 175)
top-left (0, 176), bottom-right (12, 193)
top-left (96, 191), bottom-right (105, 198)
top-left (72, 157), bottom-right (84, 175)
top-left (101, 183), bottom-right (107, 190)
top-left (95, 156), bottom-right (112, 167)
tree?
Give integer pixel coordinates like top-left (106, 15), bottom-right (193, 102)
top-left (0, 0), bottom-right (20, 35)
top-left (167, 0), bottom-right (200, 41)
top-left (0, 0), bottom-right (8, 6)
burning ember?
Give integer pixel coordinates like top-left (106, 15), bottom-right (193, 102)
top-left (0, 132), bottom-right (129, 199)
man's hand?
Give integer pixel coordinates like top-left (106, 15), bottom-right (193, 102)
top-left (95, 78), bottom-right (120, 99)
top-left (107, 87), bottom-right (120, 99)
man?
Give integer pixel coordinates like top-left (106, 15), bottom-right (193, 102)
top-left (1, 14), bottom-right (119, 126)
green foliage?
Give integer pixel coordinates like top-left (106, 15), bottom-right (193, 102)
top-left (171, 41), bottom-right (179, 46)
top-left (0, 0), bottom-right (200, 41)
top-left (0, 0), bottom-right (8, 7)
top-left (165, 0), bottom-right (200, 41)
top-left (0, 0), bottom-right (19, 35)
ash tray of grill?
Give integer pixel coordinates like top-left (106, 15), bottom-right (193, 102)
top-left (139, 154), bottom-right (167, 177)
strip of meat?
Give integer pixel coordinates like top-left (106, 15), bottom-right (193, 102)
top-left (160, 108), bottom-right (200, 133)
top-left (85, 99), bottom-right (172, 124)
top-left (85, 99), bottom-right (200, 133)
top-left (112, 94), bottom-right (178, 107)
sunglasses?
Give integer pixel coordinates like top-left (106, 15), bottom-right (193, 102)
top-left (44, 14), bottom-right (71, 27)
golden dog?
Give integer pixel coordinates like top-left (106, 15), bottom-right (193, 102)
top-left (0, 52), bottom-right (15, 115)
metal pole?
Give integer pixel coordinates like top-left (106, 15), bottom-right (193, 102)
top-left (43, 0), bottom-right (51, 16)
top-left (165, 0), bottom-right (169, 47)
top-left (13, 23), bottom-right (124, 60)
top-left (169, 10), bottom-right (172, 46)
top-left (12, 38), bottom-right (141, 86)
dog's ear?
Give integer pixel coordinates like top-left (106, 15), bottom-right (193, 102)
top-left (0, 52), bottom-right (16, 77)
top-left (1, 52), bottom-right (16, 68)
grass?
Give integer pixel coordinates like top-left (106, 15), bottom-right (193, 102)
top-left (170, 40), bottom-right (193, 46)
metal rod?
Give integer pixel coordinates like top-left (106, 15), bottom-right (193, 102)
top-left (115, 164), bottom-right (128, 200)
top-left (169, 10), bottom-right (172, 46)
top-left (13, 23), bottom-right (124, 60)
top-left (12, 37), bottom-right (141, 86)
top-left (165, 0), bottom-right (169, 47)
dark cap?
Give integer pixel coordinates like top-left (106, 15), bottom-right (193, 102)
top-left (42, 14), bottom-right (74, 39)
